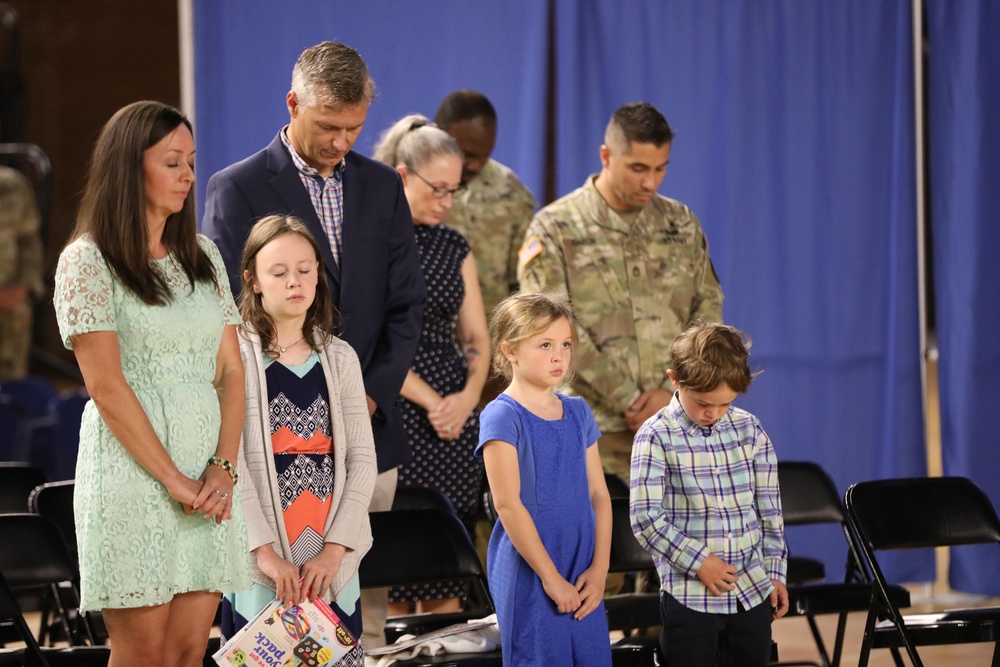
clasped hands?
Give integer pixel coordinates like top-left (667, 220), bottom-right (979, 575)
top-left (166, 464), bottom-right (234, 524)
top-left (697, 553), bottom-right (789, 619)
top-left (427, 389), bottom-right (477, 441)
top-left (255, 543), bottom-right (347, 608)
top-left (542, 565), bottom-right (607, 621)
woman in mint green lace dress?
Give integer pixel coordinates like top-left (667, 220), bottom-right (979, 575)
top-left (53, 101), bottom-right (250, 666)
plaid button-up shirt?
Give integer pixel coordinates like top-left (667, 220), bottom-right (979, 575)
top-left (281, 128), bottom-right (345, 264)
top-left (630, 394), bottom-right (787, 613)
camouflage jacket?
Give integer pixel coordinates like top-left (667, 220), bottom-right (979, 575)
top-left (0, 167), bottom-right (43, 293)
top-left (518, 175), bottom-right (723, 432)
top-left (441, 159), bottom-right (537, 317)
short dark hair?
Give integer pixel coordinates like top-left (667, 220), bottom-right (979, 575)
top-left (670, 321), bottom-right (758, 394)
top-left (434, 90), bottom-right (497, 129)
top-left (605, 102), bottom-right (675, 153)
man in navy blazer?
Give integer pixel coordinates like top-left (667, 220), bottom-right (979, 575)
top-left (201, 42), bottom-right (425, 644)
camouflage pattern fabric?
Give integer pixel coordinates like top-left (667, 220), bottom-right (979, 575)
top-left (518, 175), bottom-right (723, 433)
top-left (0, 167), bottom-right (43, 380)
top-left (441, 159), bottom-right (536, 318)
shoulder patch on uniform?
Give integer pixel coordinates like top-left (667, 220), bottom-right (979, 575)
top-left (518, 235), bottom-right (543, 267)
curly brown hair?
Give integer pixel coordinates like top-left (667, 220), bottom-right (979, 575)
top-left (669, 321), bottom-right (759, 394)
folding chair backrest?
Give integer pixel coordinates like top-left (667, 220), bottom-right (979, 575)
top-left (779, 460), bottom-right (845, 525)
top-left (392, 485), bottom-right (458, 514)
top-left (360, 508), bottom-right (490, 603)
top-left (29, 481), bottom-right (77, 562)
top-left (604, 472), bottom-right (630, 499)
top-left (0, 463), bottom-right (47, 514)
top-left (0, 514), bottom-right (76, 589)
top-left (609, 497), bottom-right (656, 573)
top-left (846, 476), bottom-right (1000, 551)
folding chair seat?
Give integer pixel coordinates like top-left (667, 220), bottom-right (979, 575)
top-left (845, 476), bottom-right (1000, 667)
top-left (360, 508), bottom-right (500, 666)
top-left (0, 514), bottom-right (97, 647)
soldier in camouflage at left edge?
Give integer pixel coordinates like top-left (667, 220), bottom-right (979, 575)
top-left (0, 166), bottom-right (44, 381)
top-left (518, 102), bottom-right (723, 484)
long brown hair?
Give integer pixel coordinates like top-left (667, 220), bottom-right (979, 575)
top-left (238, 215), bottom-right (340, 357)
top-left (72, 100), bottom-right (216, 305)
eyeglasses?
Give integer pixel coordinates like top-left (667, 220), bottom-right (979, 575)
top-left (410, 170), bottom-right (464, 199)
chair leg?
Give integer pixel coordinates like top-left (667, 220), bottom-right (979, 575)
top-left (804, 614), bottom-right (833, 667)
top-left (830, 611), bottom-right (849, 667)
top-left (857, 605), bottom-right (878, 667)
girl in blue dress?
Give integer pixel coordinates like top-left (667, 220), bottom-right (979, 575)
top-left (475, 293), bottom-right (613, 666)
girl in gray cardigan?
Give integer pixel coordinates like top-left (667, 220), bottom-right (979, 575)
top-left (222, 215), bottom-right (377, 662)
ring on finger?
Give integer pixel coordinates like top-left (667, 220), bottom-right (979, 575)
top-left (221, 492), bottom-right (229, 500)
top-left (213, 488), bottom-right (222, 496)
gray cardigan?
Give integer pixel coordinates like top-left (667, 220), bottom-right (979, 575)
top-left (236, 328), bottom-right (376, 599)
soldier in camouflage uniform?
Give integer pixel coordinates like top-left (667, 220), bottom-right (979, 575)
top-left (435, 90), bottom-right (537, 320)
top-left (518, 102), bottom-right (723, 483)
top-left (0, 166), bottom-right (44, 380)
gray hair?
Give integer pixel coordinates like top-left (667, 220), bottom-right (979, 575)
top-left (291, 41), bottom-right (376, 110)
top-left (372, 114), bottom-right (461, 171)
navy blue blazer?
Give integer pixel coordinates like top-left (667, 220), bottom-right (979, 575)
top-left (202, 132), bottom-right (426, 473)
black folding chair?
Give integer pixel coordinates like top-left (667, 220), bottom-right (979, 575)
top-left (777, 461), bottom-right (910, 667)
top-left (0, 514), bottom-right (97, 647)
top-left (0, 567), bottom-right (109, 666)
top-left (360, 508), bottom-right (499, 666)
top-left (845, 476), bottom-right (1000, 667)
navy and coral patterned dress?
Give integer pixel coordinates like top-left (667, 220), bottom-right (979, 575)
top-left (222, 352), bottom-right (364, 666)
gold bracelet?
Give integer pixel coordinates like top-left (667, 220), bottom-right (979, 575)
top-left (208, 456), bottom-right (239, 484)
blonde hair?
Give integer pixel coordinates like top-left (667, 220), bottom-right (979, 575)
top-left (670, 321), bottom-right (758, 393)
top-left (372, 114), bottom-right (461, 170)
top-left (489, 292), bottom-right (578, 384)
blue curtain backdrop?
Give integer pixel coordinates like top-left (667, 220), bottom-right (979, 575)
top-left (927, 0), bottom-right (1000, 596)
top-left (554, 0), bottom-right (928, 582)
top-left (194, 1), bottom-right (939, 584)
top-left (192, 0), bottom-right (550, 223)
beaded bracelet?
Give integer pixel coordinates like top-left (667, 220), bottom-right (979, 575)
top-left (208, 456), bottom-right (239, 484)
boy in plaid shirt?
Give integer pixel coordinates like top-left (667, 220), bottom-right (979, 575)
top-left (630, 322), bottom-right (788, 666)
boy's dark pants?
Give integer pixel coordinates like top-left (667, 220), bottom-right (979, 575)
top-left (659, 591), bottom-right (773, 666)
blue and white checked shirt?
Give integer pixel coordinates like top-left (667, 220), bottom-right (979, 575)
top-left (280, 128), bottom-right (345, 264)
top-left (630, 394), bottom-right (787, 614)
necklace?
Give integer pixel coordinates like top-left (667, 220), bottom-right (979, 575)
top-left (277, 337), bottom-right (304, 354)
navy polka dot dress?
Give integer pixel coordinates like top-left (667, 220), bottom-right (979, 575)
top-left (394, 223), bottom-right (483, 601)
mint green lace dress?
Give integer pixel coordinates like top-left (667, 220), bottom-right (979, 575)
top-left (54, 234), bottom-right (251, 611)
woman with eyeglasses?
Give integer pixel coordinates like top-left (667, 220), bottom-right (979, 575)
top-left (373, 115), bottom-right (489, 614)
